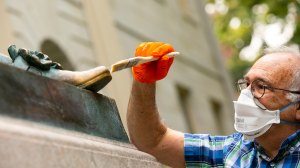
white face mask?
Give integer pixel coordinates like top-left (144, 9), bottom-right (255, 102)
top-left (233, 89), bottom-right (300, 140)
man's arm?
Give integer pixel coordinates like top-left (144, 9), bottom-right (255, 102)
top-left (127, 80), bottom-right (185, 168)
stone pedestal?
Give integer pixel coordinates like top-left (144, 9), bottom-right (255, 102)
top-left (0, 63), bottom-right (162, 168)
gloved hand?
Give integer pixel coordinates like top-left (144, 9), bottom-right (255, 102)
top-left (132, 42), bottom-right (175, 83)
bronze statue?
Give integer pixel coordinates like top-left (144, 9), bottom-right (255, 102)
top-left (0, 45), bottom-right (112, 92)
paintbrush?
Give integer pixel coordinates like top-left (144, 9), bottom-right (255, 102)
top-left (110, 51), bottom-right (180, 73)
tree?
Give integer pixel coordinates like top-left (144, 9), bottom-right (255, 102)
top-left (206, 0), bottom-right (299, 83)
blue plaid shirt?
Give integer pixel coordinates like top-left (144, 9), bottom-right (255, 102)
top-left (184, 130), bottom-right (300, 167)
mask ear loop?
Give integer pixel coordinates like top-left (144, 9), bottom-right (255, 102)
top-left (253, 98), bottom-right (267, 110)
top-left (279, 99), bottom-right (300, 125)
top-left (280, 120), bottom-right (300, 125)
top-left (279, 99), bottom-right (300, 112)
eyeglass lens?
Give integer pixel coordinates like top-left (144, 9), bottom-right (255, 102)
top-left (251, 80), bottom-right (266, 99)
top-left (237, 79), bottom-right (267, 109)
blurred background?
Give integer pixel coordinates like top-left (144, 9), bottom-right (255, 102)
top-left (4, 0), bottom-right (297, 136)
top-left (206, 0), bottom-right (300, 87)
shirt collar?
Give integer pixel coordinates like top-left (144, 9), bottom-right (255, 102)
top-left (254, 130), bottom-right (300, 162)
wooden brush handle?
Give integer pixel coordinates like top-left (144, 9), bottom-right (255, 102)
top-left (133, 51), bottom-right (179, 66)
top-left (111, 51), bottom-right (179, 72)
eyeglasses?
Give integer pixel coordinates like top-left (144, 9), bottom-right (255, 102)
top-left (237, 79), bottom-right (300, 99)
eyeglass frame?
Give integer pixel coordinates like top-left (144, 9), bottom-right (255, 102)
top-left (237, 78), bottom-right (300, 99)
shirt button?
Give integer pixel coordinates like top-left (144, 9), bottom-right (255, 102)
top-left (270, 162), bottom-right (275, 167)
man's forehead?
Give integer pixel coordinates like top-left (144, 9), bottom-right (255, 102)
top-left (253, 52), bottom-right (298, 70)
top-left (244, 53), bottom-right (296, 85)
top-left (244, 69), bottom-right (272, 84)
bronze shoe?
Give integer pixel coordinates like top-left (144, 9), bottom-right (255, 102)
top-left (5, 45), bottom-right (112, 92)
top-left (43, 66), bottom-right (112, 92)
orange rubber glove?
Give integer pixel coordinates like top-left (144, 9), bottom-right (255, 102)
top-left (132, 42), bottom-right (175, 83)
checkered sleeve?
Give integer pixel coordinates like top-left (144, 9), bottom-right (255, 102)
top-left (184, 133), bottom-right (228, 167)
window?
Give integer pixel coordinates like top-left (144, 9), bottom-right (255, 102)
top-left (209, 99), bottom-right (224, 134)
top-left (179, 0), bottom-right (198, 27)
top-left (41, 39), bottom-right (74, 71)
top-left (154, 0), bottom-right (167, 5)
top-left (176, 84), bottom-right (194, 132)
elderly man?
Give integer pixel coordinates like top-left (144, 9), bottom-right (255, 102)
top-left (127, 42), bottom-right (300, 167)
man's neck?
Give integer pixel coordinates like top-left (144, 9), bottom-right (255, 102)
top-left (255, 125), bottom-right (298, 159)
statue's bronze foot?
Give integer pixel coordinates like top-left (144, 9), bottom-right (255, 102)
top-left (2, 45), bottom-right (112, 92)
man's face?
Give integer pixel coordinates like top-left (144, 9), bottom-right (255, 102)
top-left (244, 53), bottom-right (298, 120)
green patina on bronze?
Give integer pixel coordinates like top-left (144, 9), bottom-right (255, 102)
top-left (0, 63), bottom-right (129, 142)
top-left (8, 45), bottom-right (63, 70)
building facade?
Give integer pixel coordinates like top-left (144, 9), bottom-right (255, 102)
top-left (0, 0), bottom-right (234, 135)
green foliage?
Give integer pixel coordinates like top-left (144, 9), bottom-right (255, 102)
top-left (228, 55), bottom-right (253, 83)
top-left (207, 0), bottom-right (300, 83)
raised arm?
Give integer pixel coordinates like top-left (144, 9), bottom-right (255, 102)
top-left (127, 42), bottom-right (185, 168)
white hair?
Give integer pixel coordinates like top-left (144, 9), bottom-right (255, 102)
top-left (263, 45), bottom-right (300, 57)
top-left (263, 46), bottom-right (300, 101)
